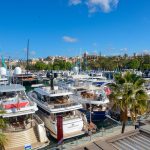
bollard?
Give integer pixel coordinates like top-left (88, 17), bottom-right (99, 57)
top-left (102, 127), bottom-right (105, 136)
top-left (76, 137), bottom-right (78, 145)
top-left (88, 130), bottom-right (92, 141)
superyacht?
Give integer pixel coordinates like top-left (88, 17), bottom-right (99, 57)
top-left (28, 84), bottom-right (88, 139)
top-left (0, 84), bottom-right (48, 150)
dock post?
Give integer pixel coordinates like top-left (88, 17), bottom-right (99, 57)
top-left (102, 127), bottom-right (105, 136)
top-left (76, 137), bottom-right (78, 145)
top-left (88, 130), bottom-right (92, 141)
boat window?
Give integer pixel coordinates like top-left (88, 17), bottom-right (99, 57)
top-left (34, 92), bottom-right (44, 102)
top-left (48, 96), bottom-right (69, 104)
top-left (44, 96), bottom-right (50, 102)
top-left (40, 95), bottom-right (45, 102)
top-left (0, 92), bottom-right (17, 99)
top-left (56, 111), bottom-right (74, 118)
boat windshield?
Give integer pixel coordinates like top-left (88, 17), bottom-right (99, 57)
top-left (0, 91), bottom-right (27, 101)
top-left (45, 95), bottom-right (69, 105)
top-left (54, 110), bottom-right (81, 121)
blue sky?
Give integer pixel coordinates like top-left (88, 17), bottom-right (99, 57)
top-left (0, 0), bottom-right (150, 59)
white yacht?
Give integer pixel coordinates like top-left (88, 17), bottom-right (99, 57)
top-left (0, 67), bottom-right (9, 85)
top-left (0, 84), bottom-right (48, 150)
top-left (70, 83), bottom-right (111, 122)
top-left (28, 86), bottom-right (88, 139)
top-left (0, 77), bottom-right (9, 85)
top-left (88, 72), bottom-right (107, 82)
top-left (12, 67), bottom-right (38, 86)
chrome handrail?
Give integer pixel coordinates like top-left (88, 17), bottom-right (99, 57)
top-left (52, 102), bottom-right (80, 109)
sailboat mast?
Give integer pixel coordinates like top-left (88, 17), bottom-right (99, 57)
top-left (27, 39), bottom-right (29, 74)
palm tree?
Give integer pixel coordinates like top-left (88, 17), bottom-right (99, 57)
top-left (109, 71), bottom-right (148, 133)
top-left (0, 110), bottom-right (7, 149)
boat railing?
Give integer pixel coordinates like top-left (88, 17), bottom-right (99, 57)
top-left (63, 114), bottom-right (81, 121)
top-left (71, 94), bottom-right (108, 103)
top-left (0, 92), bottom-right (36, 105)
top-left (42, 87), bottom-right (71, 94)
top-left (3, 119), bottom-right (36, 133)
top-left (28, 98), bottom-right (37, 106)
top-left (70, 94), bottom-right (84, 101)
top-left (33, 114), bottom-right (43, 125)
top-left (51, 89), bottom-right (71, 94)
top-left (50, 102), bottom-right (80, 109)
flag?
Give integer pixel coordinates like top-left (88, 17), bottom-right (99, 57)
top-left (1, 56), bottom-right (7, 69)
top-left (57, 115), bottom-right (63, 143)
top-left (104, 87), bottom-right (111, 95)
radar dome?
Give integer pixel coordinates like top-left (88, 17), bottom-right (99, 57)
top-left (0, 67), bottom-right (6, 76)
top-left (14, 67), bottom-right (22, 74)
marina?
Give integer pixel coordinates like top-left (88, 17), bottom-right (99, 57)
top-left (0, 67), bottom-right (149, 150)
top-left (0, 1), bottom-right (150, 149)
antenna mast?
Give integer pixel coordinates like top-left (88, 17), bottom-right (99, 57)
top-left (27, 39), bottom-right (29, 74)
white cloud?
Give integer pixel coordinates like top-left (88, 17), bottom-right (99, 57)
top-left (143, 50), bottom-right (150, 55)
top-left (62, 36), bottom-right (78, 43)
top-left (120, 48), bottom-right (128, 53)
top-left (69, 0), bottom-right (119, 13)
top-left (87, 0), bottom-right (119, 13)
top-left (69, 0), bottom-right (82, 5)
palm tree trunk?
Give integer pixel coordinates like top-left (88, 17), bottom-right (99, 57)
top-left (121, 121), bottom-right (126, 133)
top-left (121, 109), bottom-right (128, 134)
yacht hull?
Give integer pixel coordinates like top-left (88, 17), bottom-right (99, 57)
top-left (37, 110), bottom-right (85, 140)
top-left (80, 109), bottom-right (106, 122)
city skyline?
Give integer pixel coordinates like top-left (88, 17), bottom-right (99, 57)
top-left (0, 0), bottom-right (150, 59)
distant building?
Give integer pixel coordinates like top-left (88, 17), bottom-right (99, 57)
top-left (30, 58), bottom-right (39, 65)
top-left (83, 52), bottom-right (99, 61)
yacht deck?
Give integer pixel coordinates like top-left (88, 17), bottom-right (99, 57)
top-left (35, 87), bottom-right (73, 97)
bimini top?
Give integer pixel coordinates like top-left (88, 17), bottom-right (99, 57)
top-left (0, 84), bottom-right (25, 93)
top-left (34, 87), bottom-right (73, 97)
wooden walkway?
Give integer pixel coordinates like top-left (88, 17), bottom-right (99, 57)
top-left (73, 126), bottom-right (135, 150)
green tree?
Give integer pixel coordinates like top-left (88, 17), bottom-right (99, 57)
top-left (46, 63), bottom-right (53, 70)
top-left (34, 61), bottom-right (47, 70)
top-left (143, 64), bottom-right (150, 70)
top-left (143, 54), bottom-right (150, 64)
top-left (53, 65), bottom-right (60, 70)
top-left (128, 59), bottom-right (140, 70)
top-left (0, 111), bottom-right (7, 149)
top-left (88, 60), bottom-right (99, 70)
top-left (65, 62), bottom-right (73, 70)
top-left (53, 60), bottom-right (63, 70)
top-left (109, 71), bottom-right (148, 133)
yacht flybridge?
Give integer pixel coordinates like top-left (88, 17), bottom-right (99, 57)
top-left (0, 84), bottom-right (37, 116)
top-left (0, 84), bottom-right (48, 150)
top-left (28, 86), bottom-right (88, 139)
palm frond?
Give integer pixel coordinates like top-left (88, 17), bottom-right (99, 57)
top-left (0, 133), bottom-right (7, 147)
top-left (111, 71), bottom-right (149, 123)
